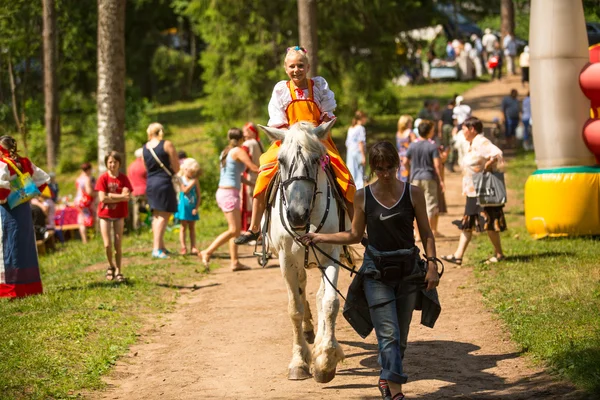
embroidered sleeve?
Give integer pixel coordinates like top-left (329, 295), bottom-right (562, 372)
top-left (312, 76), bottom-right (336, 116)
top-left (0, 161), bottom-right (10, 201)
top-left (29, 160), bottom-right (50, 191)
top-left (267, 81), bottom-right (291, 127)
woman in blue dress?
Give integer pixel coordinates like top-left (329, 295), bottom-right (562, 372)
top-left (143, 123), bottom-right (180, 259)
top-left (175, 158), bottom-right (201, 255)
top-left (0, 136), bottom-right (50, 298)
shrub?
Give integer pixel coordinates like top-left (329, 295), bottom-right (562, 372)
top-left (151, 46), bottom-right (194, 103)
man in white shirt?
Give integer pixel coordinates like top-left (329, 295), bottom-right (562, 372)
top-left (481, 28), bottom-right (498, 72)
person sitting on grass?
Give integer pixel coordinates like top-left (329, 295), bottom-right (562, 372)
top-left (95, 151), bottom-right (133, 282)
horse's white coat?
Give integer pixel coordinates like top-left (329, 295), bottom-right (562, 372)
top-left (260, 121), bottom-right (345, 381)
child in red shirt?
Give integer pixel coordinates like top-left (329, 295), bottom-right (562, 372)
top-left (95, 151), bottom-right (133, 282)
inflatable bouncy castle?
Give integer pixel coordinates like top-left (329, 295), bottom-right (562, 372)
top-left (525, 0), bottom-right (600, 238)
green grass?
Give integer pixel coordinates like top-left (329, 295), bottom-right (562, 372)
top-left (0, 211), bottom-right (228, 400)
top-left (469, 151), bottom-right (600, 395)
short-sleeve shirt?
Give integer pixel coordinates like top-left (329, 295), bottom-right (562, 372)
top-left (95, 172), bottom-right (133, 219)
top-left (502, 96), bottom-right (520, 119)
top-left (441, 108), bottom-right (454, 125)
top-left (461, 134), bottom-right (503, 197)
top-left (406, 139), bottom-right (439, 181)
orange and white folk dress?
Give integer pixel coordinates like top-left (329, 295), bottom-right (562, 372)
top-left (254, 77), bottom-right (356, 203)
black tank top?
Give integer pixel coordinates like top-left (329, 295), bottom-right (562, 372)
top-left (365, 183), bottom-right (415, 252)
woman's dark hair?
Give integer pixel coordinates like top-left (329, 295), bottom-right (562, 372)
top-left (463, 116), bottom-right (483, 133)
top-left (0, 135), bottom-right (22, 169)
top-left (368, 141), bottom-right (399, 172)
top-left (418, 119), bottom-right (435, 138)
top-left (220, 128), bottom-right (244, 168)
top-left (80, 162), bottom-right (92, 171)
top-left (104, 151), bottom-right (122, 167)
top-left (0, 135), bottom-right (19, 159)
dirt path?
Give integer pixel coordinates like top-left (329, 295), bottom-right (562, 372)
top-left (90, 76), bottom-right (586, 400)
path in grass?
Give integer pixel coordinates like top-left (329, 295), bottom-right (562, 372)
top-left (90, 76), bottom-right (586, 399)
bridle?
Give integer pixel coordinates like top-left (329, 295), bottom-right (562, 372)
top-left (278, 145), bottom-right (332, 267)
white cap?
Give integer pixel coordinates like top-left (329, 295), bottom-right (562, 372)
top-left (524, 45), bottom-right (529, 53)
top-left (484, 28), bottom-right (491, 35)
top-left (134, 148), bottom-right (143, 158)
top-left (455, 95), bottom-right (464, 106)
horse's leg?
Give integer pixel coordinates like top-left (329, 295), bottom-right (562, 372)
top-left (282, 261), bottom-right (312, 380)
top-left (312, 263), bottom-right (344, 383)
top-left (303, 298), bottom-right (315, 344)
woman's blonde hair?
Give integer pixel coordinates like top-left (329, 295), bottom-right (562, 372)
top-left (284, 46), bottom-right (310, 66)
top-left (180, 157), bottom-right (201, 178)
top-left (147, 122), bottom-right (164, 140)
top-left (397, 115), bottom-right (413, 132)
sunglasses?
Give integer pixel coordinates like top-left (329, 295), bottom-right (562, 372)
top-left (287, 46), bottom-right (307, 54)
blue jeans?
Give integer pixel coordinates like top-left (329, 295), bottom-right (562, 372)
top-left (505, 117), bottom-right (520, 138)
top-left (364, 275), bottom-right (418, 384)
top-left (521, 118), bottom-right (531, 142)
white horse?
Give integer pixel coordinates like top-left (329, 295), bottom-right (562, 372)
top-left (259, 120), bottom-right (345, 383)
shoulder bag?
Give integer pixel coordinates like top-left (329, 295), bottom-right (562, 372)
top-left (147, 144), bottom-right (181, 193)
top-left (473, 171), bottom-right (507, 206)
top-left (3, 157), bottom-right (42, 209)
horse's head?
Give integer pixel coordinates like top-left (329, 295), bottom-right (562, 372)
top-left (260, 119), bottom-right (336, 229)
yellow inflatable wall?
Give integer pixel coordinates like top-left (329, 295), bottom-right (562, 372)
top-left (525, 167), bottom-right (600, 238)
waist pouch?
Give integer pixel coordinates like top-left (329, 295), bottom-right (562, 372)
top-left (365, 248), bottom-right (419, 283)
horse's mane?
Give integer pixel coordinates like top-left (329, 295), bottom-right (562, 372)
top-left (280, 122), bottom-right (326, 158)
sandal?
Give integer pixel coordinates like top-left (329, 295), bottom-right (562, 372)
top-left (106, 266), bottom-right (116, 281)
top-left (392, 393), bottom-right (405, 400)
top-left (441, 254), bottom-right (462, 265)
top-left (179, 247), bottom-right (187, 255)
top-left (485, 255), bottom-right (505, 264)
top-left (234, 230), bottom-right (260, 245)
top-left (190, 247), bottom-right (199, 255)
top-left (231, 264), bottom-right (251, 272)
top-left (115, 273), bottom-right (125, 283)
top-left (199, 250), bottom-right (211, 271)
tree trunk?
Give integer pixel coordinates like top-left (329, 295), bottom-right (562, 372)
top-left (43, 0), bottom-right (60, 171)
top-left (297, 0), bottom-right (318, 76)
top-left (501, 0), bottom-right (515, 38)
top-left (187, 21), bottom-right (196, 97)
top-left (7, 56), bottom-right (27, 155)
top-left (97, 0), bottom-right (126, 173)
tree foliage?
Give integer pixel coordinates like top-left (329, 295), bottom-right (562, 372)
top-left (179, 0), bottom-right (437, 124)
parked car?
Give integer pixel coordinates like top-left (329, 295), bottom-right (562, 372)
top-left (436, 4), bottom-right (482, 40)
top-left (587, 22), bottom-right (600, 46)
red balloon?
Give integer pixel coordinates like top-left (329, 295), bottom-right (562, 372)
top-left (583, 119), bottom-right (600, 157)
top-left (579, 63), bottom-right (600, 101)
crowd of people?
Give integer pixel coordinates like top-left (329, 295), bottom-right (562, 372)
top-left (411, 28), bottom-right (529, 87)
top-left (0, 43), bottom-right (518, 400)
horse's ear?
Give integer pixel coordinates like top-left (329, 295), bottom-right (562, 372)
top-left (258, 125), bottom-right (286, 142)
top-left (312, 118), bottom-right (336, 140)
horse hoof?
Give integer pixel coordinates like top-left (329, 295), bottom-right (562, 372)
top-left (313, 367), bottom-right (336, 383)
top-left (304, 330), bottom-right (315, 344)
top-left (288, 366), bottom-right (311, 380)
